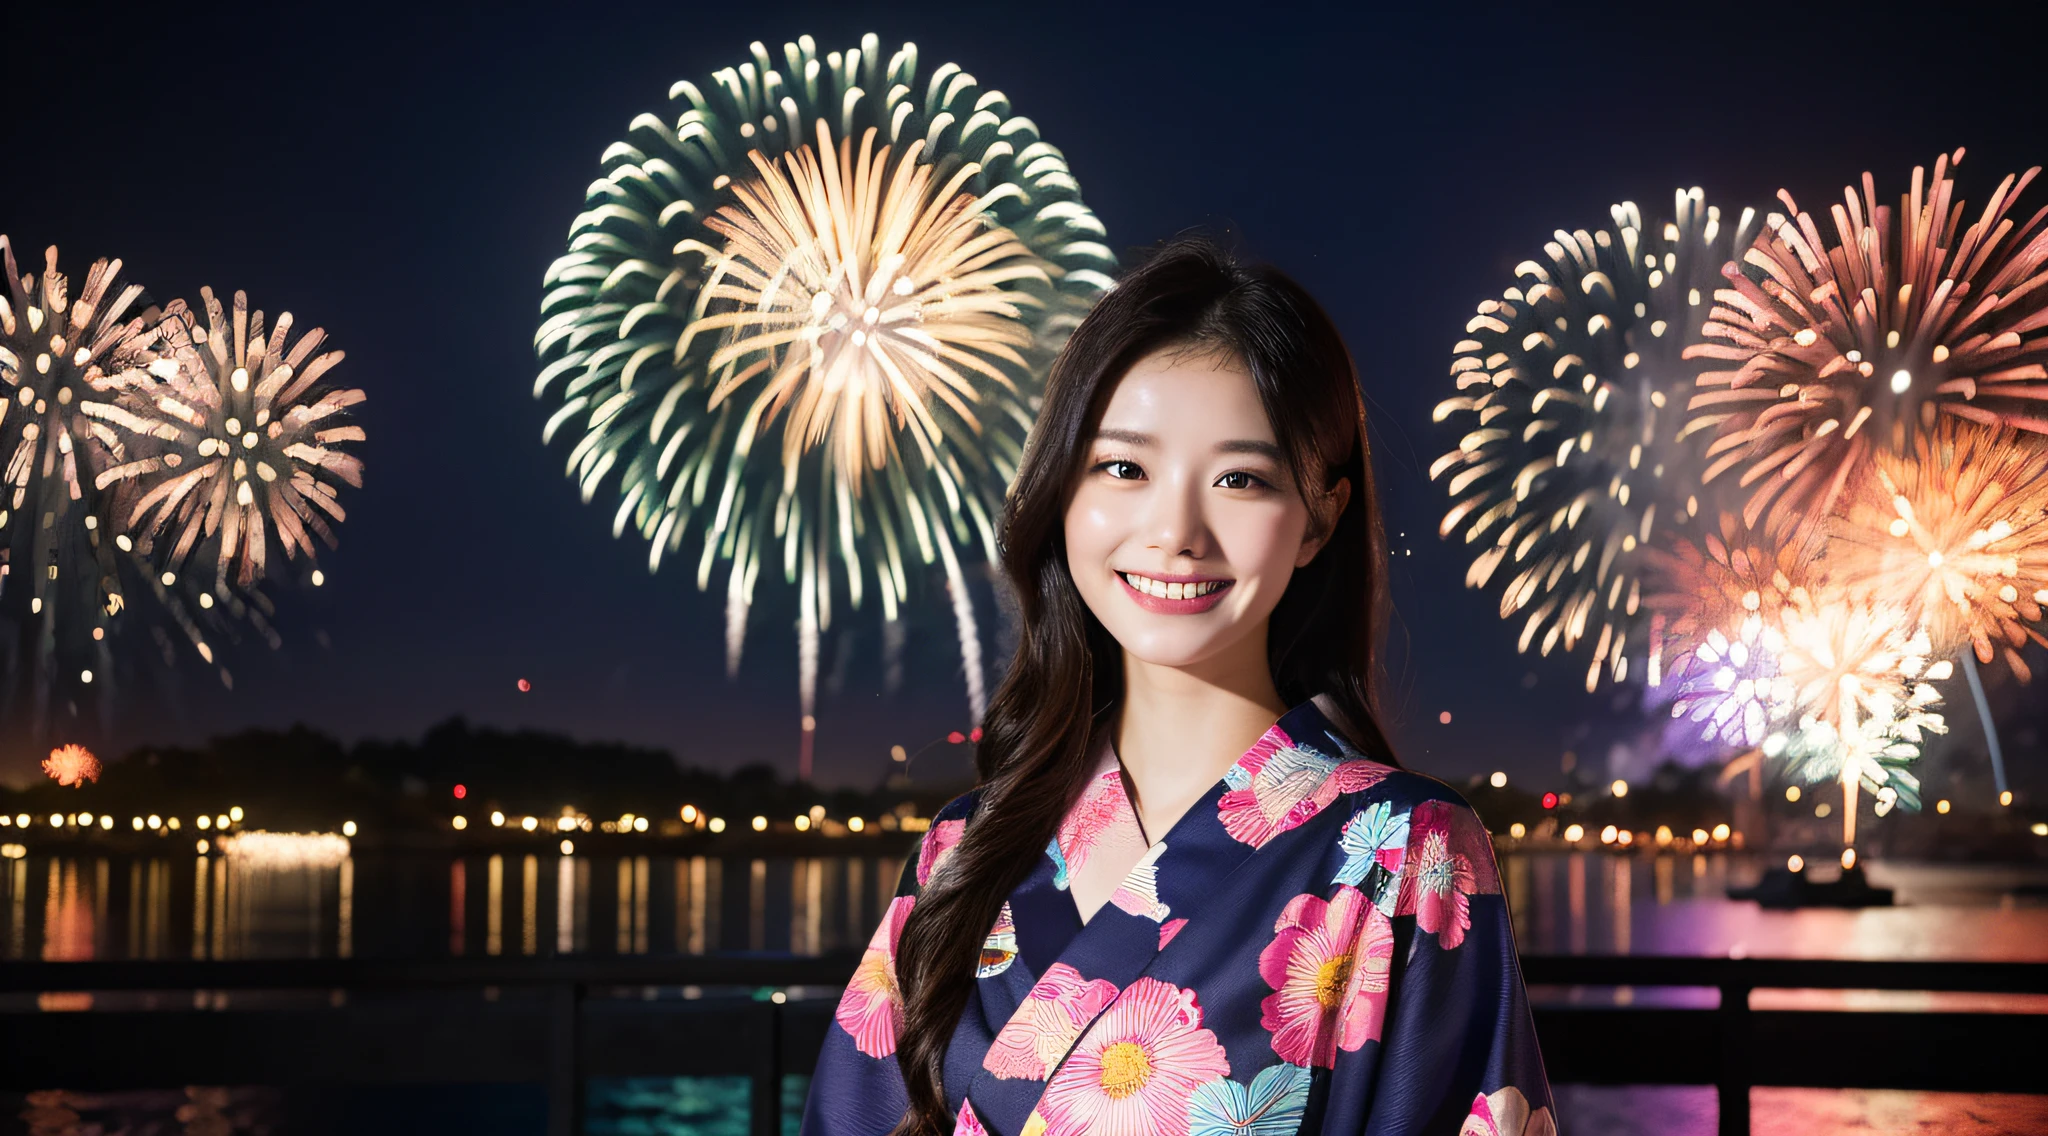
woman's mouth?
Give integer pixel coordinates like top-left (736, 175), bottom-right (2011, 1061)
top-left (1117, 571), bottom-right (1233, 614)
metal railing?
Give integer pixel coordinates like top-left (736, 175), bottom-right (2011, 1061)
top-left (2, 953), bottom-right (2044, 1136)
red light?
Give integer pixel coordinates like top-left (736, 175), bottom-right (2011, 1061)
top-left (947, 731), bottom-right (966, 744)
top-left (969, 727), bottom-right (983, 743)
top-left (1541, 792), bottom-right (1558, 809)
top-left (453, 784), bottom-right (467, 800)
top-left (516, 678), bottom-right (532, 693)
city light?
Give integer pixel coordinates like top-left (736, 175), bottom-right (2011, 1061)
top-left (12, 815), bottom-right (26, 828)
top-left (1692, 828), bottom-right (1709, 845)
top-left (1711, 823), bottom-right (1731, 842)
top-left (1842, 848), bottom-right (1858, 869)
top-left (454, 784), bottom-right (467, 800)
top-left (633, 817), bottom-right (648, 833)
top-left (1509, 823), bottom-right (1526, 838)
top-left (557, 817), bottom-right (576, 832)
top-left (1788, 854), bottom-right (1805, 872)
top-left (561, 839), bottom-right (576, 855)
top-left (809, 805), bottom-right (826, 822)
top-left (1937, 799), bottom-right (1952, 814)
top-left (49, 814), bottom-right (62, 827)
top-left (1617, 830), bottom-right (1634, 846)
top-left (848, 817), bottom-right (865, 833)
top-left (1611, 779), bottom-right (1629, 798)
top-left (1541, 792), bottom-right (1559, 809)
top-left (521, 816), bottom-right (538, 832)
top-left (681, 805), bottom-right (698, 823)
top-left (342, 820), bottom-right (358, 837)
top-left (709, 818), bottom-right (727, 833)
top-left (215, 815), bottom-right (230, 830)
top-left (890, 745), bottom-right (907, 763)
top-left (453, 817), bottom-right (469, 831)
top-left (197, 839), bottom-right (210, 854)
top-left (131, 817), bottom-right (144, 831)
top-left (490, 812), bottom-right (505, 827)
top-left (198, 816), bottom-right (212, 830)
top-left (229, 807), bottom-right (244, 823)
top-left (1489, 771), bottom-right (1507, 788)
top-left (751, 816), bottom-right (768, 832)
top-left (2000, 791), bottom-right (2014, 807)
top-left (1564, 824), bottom-right (1586, 843)
top-left (220, 832), bottom-right (351, 867)
top-left (795, 816), bottom-right (811, 831)
top-left (1655, 825), bottom-right (1673, 846)
top-left (1785, 786), bottom-right (1801, 803)
top-left (168, 818), bottom-right (180, 830)
top-left (147, 816), bottom-right (162, 830)
top-left (78, 812), bottom-right (93, 827)
top-left (1600, 825), bottom-right (1618, 844)
top-left (2032, 823), bottom-right (2048, 837)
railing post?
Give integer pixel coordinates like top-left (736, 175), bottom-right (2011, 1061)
top-left (1717, 978), bottom-right (1751, 1136)
top-left (549, 981), bottom-right (583, 1136)
top-left (753, 999), bottom-right (785, 1136)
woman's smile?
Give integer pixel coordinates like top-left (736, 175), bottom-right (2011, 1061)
top-left (1115, 571), bottom-right (1234, 613)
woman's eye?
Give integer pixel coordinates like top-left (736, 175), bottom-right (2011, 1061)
top-left (1216, 471), bottom-right (1265, 490)
top-left (1100, 460), bottom-right (1143, 480)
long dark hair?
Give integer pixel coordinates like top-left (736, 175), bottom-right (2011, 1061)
top-left (887, 234), bottom-right (1398, 1134)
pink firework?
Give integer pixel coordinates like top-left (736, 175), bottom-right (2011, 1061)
top-left (42, 744), bottom-right (102, 787)
top-left (95, 287), bottom-right (365, 589)
top-left (1686, 151), bottom-right (2048, 537)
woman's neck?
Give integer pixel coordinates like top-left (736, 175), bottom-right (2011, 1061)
top-left (1111, 622), bottom-right (1288, 842)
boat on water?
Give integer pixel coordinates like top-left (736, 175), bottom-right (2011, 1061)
top-left (1727, 863), bottom-right (1895, 909)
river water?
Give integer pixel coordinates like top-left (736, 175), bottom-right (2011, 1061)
top-left (5, 848), bottom-right (2047, 963)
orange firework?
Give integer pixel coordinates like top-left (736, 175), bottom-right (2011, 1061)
top-left (41, 744), bottom-right (101, 787)
top-left (1829, 420), bottom-right (2048, 679)
top-left (1685, 150), bottom-right (2048, 538)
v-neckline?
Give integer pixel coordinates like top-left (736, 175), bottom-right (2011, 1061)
top-left (1066, 711), bottom-right (1282, 927)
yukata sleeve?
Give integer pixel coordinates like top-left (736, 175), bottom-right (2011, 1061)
top-left (1322, 794), bottom-right (1554, 1136)
top-left (798, 799), bottom-right (974, 1136)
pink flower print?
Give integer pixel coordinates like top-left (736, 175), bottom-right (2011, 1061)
top-left (1219, 727), bottom-right (1391, 849)
top-left (984, 963), bottom-right (1120, 1080)
top-left (1158, 918), bottom-right (1189, 951)
top-left (1036, 977), bottom-right (1231, 1136)
top-left (952, 1098), bottom-right (990, 1136)
top-left (918, 818), bottom-right (968, 886)
top-left (1459, 1086), bottom-right (1557, 1136)
top-left (1397, 801), bottom-right (1479, 949)
top-left (834, 895), bottom-right (915, 1058)
top-left (1257, 886), bottom-right (1395, 1067)
top-left (1057, 769), bottom-right (1129, 873)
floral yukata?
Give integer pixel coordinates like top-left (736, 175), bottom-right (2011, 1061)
top-left (801, 701), bottom-right (1553, 1136)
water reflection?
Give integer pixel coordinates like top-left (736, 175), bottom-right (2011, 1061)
top-left (4, 850), bottom-right (2035, 964)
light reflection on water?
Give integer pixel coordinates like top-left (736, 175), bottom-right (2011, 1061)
top-left (2, 851), bottom-right (2044, 963)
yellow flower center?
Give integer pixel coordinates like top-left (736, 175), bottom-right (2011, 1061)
top-left (1316, 954), bottom-right (1355, 1008)
top-left (1097, 1041), bottom-right (1153, 1099)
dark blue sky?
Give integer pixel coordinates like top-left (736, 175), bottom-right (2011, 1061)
top-left (3, 1), bottom-right (2044, 789)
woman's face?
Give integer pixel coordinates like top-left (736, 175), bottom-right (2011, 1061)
top-left (1062, 347), bottom-right (1347, 672)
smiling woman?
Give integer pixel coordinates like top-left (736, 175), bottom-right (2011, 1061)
top-left (801, 236), bottom-right (1551, 1136)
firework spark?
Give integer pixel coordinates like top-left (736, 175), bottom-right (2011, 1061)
top-left (93, 287), bottom-right (365, 590)
top-left (41, 743), bottom-right (101, 787)
top-left (1829, 420), bottom-right (2048, 680)
top-left (535, 34), bottom-right (1113, 770)
top-left (1686, 151), bottom-right (2048, 536)
top-left (1433, 189), bottom-right (1758, 691)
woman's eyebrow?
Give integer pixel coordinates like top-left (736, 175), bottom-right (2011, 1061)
top-left (1090, 430), bottom-right (1281, 462)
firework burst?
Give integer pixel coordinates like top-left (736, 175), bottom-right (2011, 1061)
top-left (0, 239), bottom-right (160, 722)
top-left (41, 743), bottom-right (101, 787)
top-left (1765, 587), bottom-right (1948, 843)
top-left (93, 287), bottom-right (365, 590)
top-left (535, 34), bottom-right (1113, 770)
top-left (1433, 189), bottom-right (1758, 691)
top-left (1686, 151), bottom-right (2048, 536)
top-left (1828, 419), bottom-right (2048, 680)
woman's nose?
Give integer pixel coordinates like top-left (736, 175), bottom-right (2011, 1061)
top-left (1148, 477), bottom-right (1210, 558)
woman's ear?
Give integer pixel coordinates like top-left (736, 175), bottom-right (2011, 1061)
top-left (1295, 476), bottom-right (1352, 567)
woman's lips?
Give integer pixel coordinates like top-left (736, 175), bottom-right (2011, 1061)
top-left (1116, 571), bottom-right (1233, 614)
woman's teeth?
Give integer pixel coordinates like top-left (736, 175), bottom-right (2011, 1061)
top-left (1120, 572), bottom-right (1226, 600)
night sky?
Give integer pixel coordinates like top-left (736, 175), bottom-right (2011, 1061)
top-left (3, 1), bottom-right (2045, 790)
